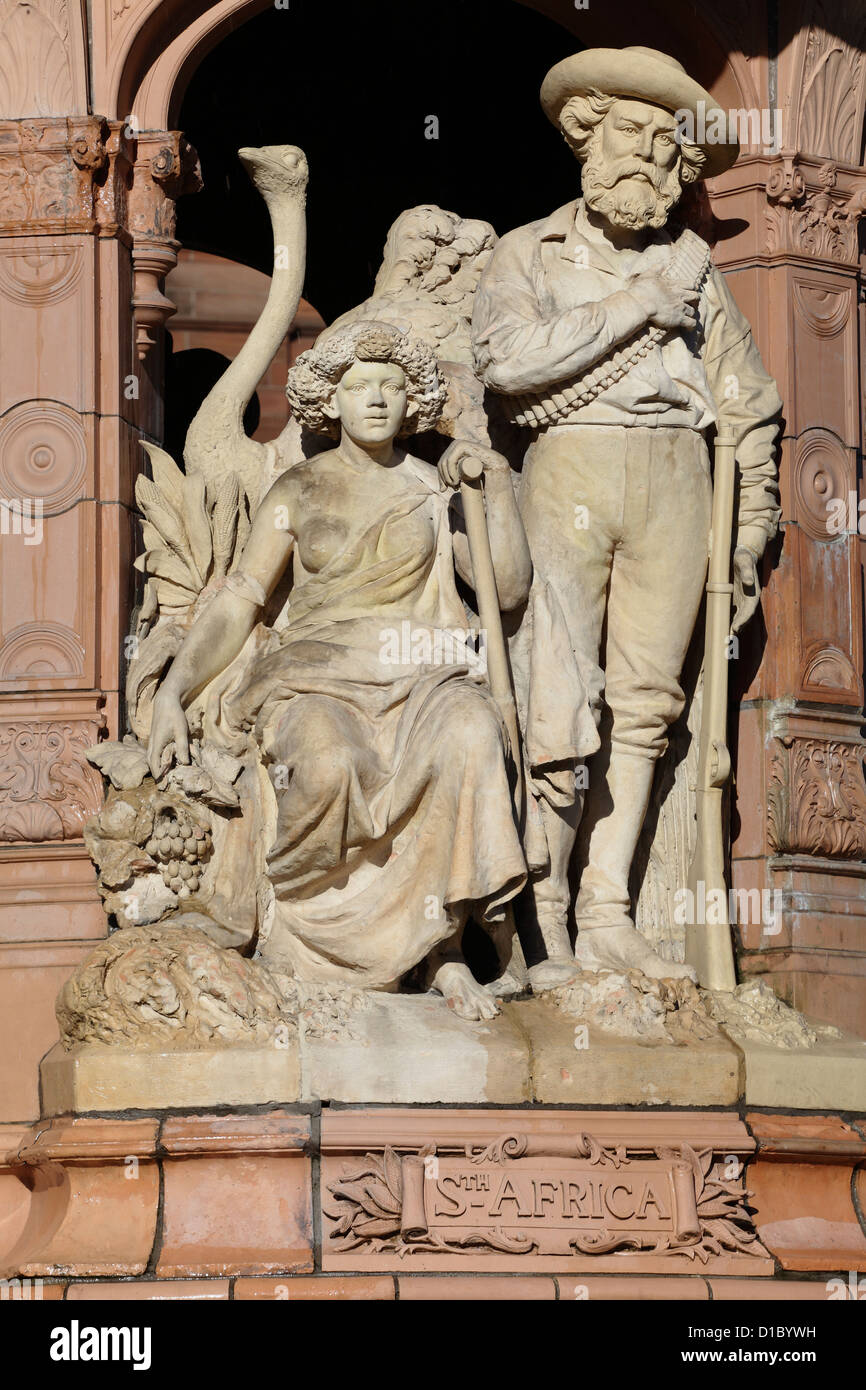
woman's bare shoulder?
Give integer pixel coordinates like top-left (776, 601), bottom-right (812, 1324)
top-left (265, 448), bottom-right (338, 501)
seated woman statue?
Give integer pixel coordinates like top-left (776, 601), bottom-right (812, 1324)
top-left (147, 321), bottom-right (532, 1020)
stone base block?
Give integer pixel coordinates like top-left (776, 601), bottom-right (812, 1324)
top-left (0, 1119), bottom-right (160, 1278)
top-left (298, 993), bottom-right (531, 1103)
top-left (736, 1029), bottom-right (866, 1110)
top-left (0, 1112), bottom-right (313, 1280)
top-left (510, 998), bottom-right (743, 1105)
top-left (41, 1040), bottom-right (300, 1113)
top-left (156, 1112), bottom-right (313, 1276)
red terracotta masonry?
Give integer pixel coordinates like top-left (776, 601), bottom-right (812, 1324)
top-left (1, 1105), bottom-right (863, 1296)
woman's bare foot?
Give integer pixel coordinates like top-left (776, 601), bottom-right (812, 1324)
top-left (574, 923), bottom-right (698, 982)
top-left (430, 960), bottom-right (500, 1021)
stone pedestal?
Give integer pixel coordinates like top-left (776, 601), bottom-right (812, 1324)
top-left (39, 992), bottom-right (866, 1113)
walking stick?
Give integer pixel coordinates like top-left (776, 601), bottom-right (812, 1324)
top-left (458, 456), bottom-right (527, 992)
top-left (685, 425), bottom-right (738, 991)
top-left (458, 456), bottom-right (525, 816)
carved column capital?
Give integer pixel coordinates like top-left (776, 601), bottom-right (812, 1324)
top-left (763, 154), bottom-right (866, 265)
top-left (127, 131), bottom-right (201, 358)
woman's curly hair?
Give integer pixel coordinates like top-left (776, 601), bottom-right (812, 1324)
top-left (285, 320), bottom-right (447, 438)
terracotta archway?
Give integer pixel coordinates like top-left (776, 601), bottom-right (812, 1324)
top-left (108, 0), bottom-right (750, 135)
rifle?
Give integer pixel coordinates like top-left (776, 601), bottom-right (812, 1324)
top-left (685, 425), bottom-right (738, 991)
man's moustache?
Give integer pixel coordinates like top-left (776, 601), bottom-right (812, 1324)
top-left (587, 162), bottom-right (662, 191)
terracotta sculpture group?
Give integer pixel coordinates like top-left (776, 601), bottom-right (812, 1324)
top-left (83, 45), bottom-right (782, 1027)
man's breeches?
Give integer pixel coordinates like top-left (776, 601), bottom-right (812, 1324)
top-left (518, 424), bottom-right (712, 759)
top-left (518, 424), bottom-right (712, 932)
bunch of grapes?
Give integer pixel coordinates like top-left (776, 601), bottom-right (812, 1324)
top-left (145, 809), bottom-right (212, 899)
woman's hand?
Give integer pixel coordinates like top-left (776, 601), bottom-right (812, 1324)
top-left (438, 439), bottom-right (510, 489)
top-left (147, 687), bottom-right (190, 779)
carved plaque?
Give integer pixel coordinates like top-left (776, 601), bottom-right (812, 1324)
top-left (323, 1132), bottom-right (769, 1267)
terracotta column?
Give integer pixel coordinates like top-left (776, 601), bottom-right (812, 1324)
top-left (709, 7), bottom-right (866, 1031)
top-left (0, 7), bottom-right (198, 1118)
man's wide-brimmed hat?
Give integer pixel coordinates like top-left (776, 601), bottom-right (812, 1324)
top-left (540, 46), bottom-right (739, 179)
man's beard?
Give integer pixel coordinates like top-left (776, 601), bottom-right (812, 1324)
top-left (581, 151), bottom-right (683, 230)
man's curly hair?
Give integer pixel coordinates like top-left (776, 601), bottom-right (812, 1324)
top-left (285, 320), bottom-right (447, 438)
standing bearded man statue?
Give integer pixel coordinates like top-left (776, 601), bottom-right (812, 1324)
top-left (471, 46), bottom-right (782, 981)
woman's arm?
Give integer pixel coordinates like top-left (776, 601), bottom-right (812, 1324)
top-left (148, 476), bottom-right (295, 776)
top-left (440, 441), bottom-right (532, 610)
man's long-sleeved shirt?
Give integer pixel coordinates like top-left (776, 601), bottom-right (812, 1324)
top-left (471, 198), bottom-right (782, 556)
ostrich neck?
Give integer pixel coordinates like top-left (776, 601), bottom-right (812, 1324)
top-left (213, 189), bottom-right (307, 405)
top-left (183, 180), bottom-right (307, 489)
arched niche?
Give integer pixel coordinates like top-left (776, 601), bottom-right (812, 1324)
top-left (110, 0), bottom-right (751, 137)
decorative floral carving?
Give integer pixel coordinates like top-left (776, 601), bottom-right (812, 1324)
top-left (129, 133), bottom-right (201, 242)
top-left (799, 11), bottom-right (866, 164)
top-left (0, 116), bottom-right (111, 229)
top-left (0, 0), bottom-right (73, 118)
top-left (765, 156), bottom-right (805, 207)
top-left (768, 736), bottom-right (866, 859)
top-left (324, 1143), bottom-right (536, 1257)
top-left (70, 124), bottom-right (106, 172)
top-left (568, 1142), bottom-right (765, 1264)
top-left (0, 718), bottom-right (104, 841)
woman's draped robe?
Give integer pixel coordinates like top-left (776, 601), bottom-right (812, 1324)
top-left (224, 456), bottom-right (529, 988)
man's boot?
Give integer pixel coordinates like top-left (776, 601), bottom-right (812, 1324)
top-left (574, 747), bottom-right (696, 981)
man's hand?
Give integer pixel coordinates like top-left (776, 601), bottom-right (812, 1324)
top-left (147, 688), bottom-right (190, 780)
top-left (732, 545), bottom-right (761, 633)
top-left (628, 271), bottom-right (699, 333)
top-left (438, 439), bottom-right (510, 489)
